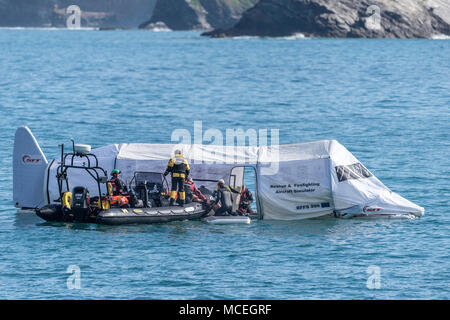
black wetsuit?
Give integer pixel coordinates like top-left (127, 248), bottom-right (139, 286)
top-left (238, 189), bottom-right (255, 215)
top-left (214, 186), bottom-right (234, 216)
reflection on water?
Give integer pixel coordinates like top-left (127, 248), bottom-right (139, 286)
top-left (13, 211), bottom-right (41, 229)
top-left (16, 209), bottom-right (415, 238)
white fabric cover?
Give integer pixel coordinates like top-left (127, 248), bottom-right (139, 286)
top-left (257, 140), bottom-right (424, 219)
top-left (257, 141), bottom-right (333, 219)
top-left (115, 144), bottom-right (258, 191)
top-left (328, 141), bottom-right (424, 217)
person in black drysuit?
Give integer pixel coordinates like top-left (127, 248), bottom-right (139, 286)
top-left (237, 185), bottom-right (255, 216)
top-left (213, 179), bottom-right (237, 216)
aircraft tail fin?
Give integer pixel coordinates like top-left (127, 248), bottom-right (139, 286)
top-left (13, 126), bottom-right (48, 209)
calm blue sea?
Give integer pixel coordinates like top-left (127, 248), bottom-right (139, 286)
top-left (0, 30), bottom-right (449, 299)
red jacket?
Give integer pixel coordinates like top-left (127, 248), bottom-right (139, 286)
top-left (186, 181), bottom-right (207, 202)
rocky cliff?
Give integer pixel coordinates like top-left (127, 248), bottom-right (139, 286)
top-left (139, 0), bottom-right (258, 30)
top-left (202, 0), bottom-right (450, 38)
top-left (0, 0), bottom-right (156, 28)
top-left (0, 0), bottom-right (54, 27)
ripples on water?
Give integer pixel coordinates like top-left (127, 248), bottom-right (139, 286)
top-left (0, 30), bottom-right (448, 299)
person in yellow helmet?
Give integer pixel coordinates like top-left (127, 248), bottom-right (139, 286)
top-left (164, 149), bottom-right (190, 207)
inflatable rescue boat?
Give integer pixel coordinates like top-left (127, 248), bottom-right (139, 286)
top-left (33, 141), bottom-right (209, 225)
top-left (37, 202), bottom-right (208, 225)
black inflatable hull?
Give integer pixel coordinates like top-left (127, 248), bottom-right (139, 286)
top-left (96, 202), bottom-right (208, 225)
top-left (36, 202), bottom-right (208, 225)
top-left (36, 204), bottom-right (63, 222)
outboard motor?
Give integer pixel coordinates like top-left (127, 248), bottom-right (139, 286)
top-left (71, 186), bottom-right (90, 222)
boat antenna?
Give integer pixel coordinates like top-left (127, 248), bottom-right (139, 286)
top-left (59, 143), bottom-right (64, 163)
top-left (70, 138), bottom-right (75, 154)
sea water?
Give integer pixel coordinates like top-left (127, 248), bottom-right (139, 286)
top-left (0, 30), bottom-right (448, 299)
